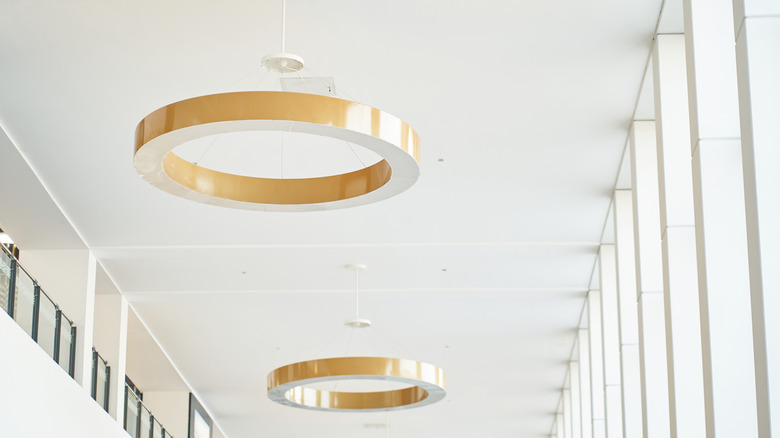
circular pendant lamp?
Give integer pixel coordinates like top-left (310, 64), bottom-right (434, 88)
top-left (133, 2), bottom-right (420, 212)
top-left (267, 356), bottom-right (446, 412)
top-left (267, 265), bottom-right (447, 412)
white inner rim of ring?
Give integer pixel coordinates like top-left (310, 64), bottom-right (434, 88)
top-left (135, 120), bottom-right (419, 212)
top-left (268, 375), bottom-right (446, 412)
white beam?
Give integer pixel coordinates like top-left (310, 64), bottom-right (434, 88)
top-left (732, 2), bottom-right (780, 436)
top-left (564, 387), bottom-right (573, 438)
top-left (683, 0), bottom-right (759, 436)
top-left (652, 33), bottom-right (706, 438)
top-left (588, 289), bottom-right (607, 438)
top-left (558, 412), bottom-right (566, 438)
top-left (630, 121), bottom-right (671, 438)
top-left (571, 360), bottom-right (583, 438)
top-left (599, 245), bottom-right (624, 438)
top-left (579, 328), bottom-right (593, 438)
top-left (612, 191), bottom-right (643, 438)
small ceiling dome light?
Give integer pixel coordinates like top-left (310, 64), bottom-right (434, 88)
top-left (133, 0), bottom-right (420, 212)
top-left (266, 264), bottom-right (447, 412)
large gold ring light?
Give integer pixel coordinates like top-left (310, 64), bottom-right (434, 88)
top-left (134, 91), bottom-right (420, 211)
top-left (267, 357), bottom-right (447, 412)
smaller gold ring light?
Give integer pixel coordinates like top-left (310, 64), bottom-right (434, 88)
top-left (267, 356), bottom-right (447, 412)
top-left (134, 91), bottom-right (421, 212)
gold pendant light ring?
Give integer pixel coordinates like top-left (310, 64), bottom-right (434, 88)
top-left (267, 357), bottom-right (446, 412)
top-left (134, 91), bottom-right (420, 211)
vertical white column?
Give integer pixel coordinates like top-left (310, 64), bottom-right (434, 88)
top-left (588, 289), bottom-right (606, 438)
top-left (652, 33), bottom-right (706, 438)
top-left (80, 253), bottom-right (97, 394)
top-left (564, 387), bottom-right (573, 438)
top-left (683, 0), bottom-right (759, 436)
top-left (599, 245), bottom-right (624, 438)
top-left (612, 191), bottom-right (643, 438)
top-left (732, 2), bottom-right (780, 436)
top-left (630, 121), bottom-right (671, 438)
top-left (571, 360), bottom-right (582, 438)
top-left (557, 412), bottom-right (566, 438)
top-left (579, 328), bottom-right (593, 438)
top-left (94, 293), bottom-right (128, 422)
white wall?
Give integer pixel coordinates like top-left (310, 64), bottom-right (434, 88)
top-left (18, 248), bottom-right (94, 388)
top-left (143, 391), bottom-right (190, 438)
top-left (0, 309), bottom-right (129, 438)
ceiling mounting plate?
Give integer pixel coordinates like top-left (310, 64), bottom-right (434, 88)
top-left (262, 53), bottom-right (305, 73)
top-left (344, 318), bottom-right (372, 328)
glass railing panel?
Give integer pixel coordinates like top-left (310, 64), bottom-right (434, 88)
top-left (140, 405), bottom-right (152, 438)
top-left (0, 247), bottom-right (10, 313)
top-left (58, 317), bottom-right (74, 375)
top-left (151, 418), bottom-right (163, 438)
top-left (125, 388), bottom-right (140, 438)
top-left (37, 293), bottom-right (57, 358)
top-left (13, 267), bottom-right (35, 336)
top-left (94, 357), bottom-right (109, 411)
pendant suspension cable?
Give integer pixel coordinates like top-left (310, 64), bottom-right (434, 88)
top-left (280, 130), bottom-right (284, 179)
top-left (354, 265), bottom-right (360, 320)
top-left (344, 264), bottom-right (370, 328)
top-left (193, 134), bottom-right (220, 165)
top-left (252, 67), bottom-right (271, 91)
top-left (294, 69), bottom-right (313, 94)
top-left (281, 0), bottom-right (287, 53)
top-left (345, 141), bottom-right (368, 168)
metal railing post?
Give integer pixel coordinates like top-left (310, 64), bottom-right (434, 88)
top-left (91, 349), bottom-right (98, 400)
top-left (7, 259), bottom-right (16, 318)
top-left (68, 325), bottom-right (76, 377)
top-left (31, 284), bottom-right (40, 341)
top-left (104, 365), bottom-right (111, 412)
top-left (136, 399), bottom-right (142, 438)
top-left (53, 309), bottom-right (62, 362)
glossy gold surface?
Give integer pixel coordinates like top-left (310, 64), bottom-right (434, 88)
top-left (267, 356), bottom-right (446, 412)
top-left (134, 91), bottom-right (420, 209)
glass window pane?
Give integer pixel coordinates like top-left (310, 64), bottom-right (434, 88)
top-left (95, 359), bottom-right (108, 411)
top-left (13, 269), bottom-right (35, 336)
top-left (140, 405), bottom-right (151, 438)
top-left (58, 319), bottom-right (73, 374)
top-left (37, 294), bottom-right (57, 358)
top-left (0, 249), bottom-right (11, 313)
top-left (126, 391), bottom-right (139, 438)
top-left (152, 418), bottom-right (163, 438)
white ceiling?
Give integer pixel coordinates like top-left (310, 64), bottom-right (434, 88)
top-left (0, 1), bottom-right (669, 436)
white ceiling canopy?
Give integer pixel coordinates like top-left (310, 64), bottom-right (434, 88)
top-left (0, 0), bottom-right (665, 436)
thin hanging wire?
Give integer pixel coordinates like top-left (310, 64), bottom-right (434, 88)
top-left (363, 325), bottom-right (380, 356)
top-left (252, 67), bottom-right (271, 91)
top-left (371, 324), bottom-right (423, 361)
top-left (294, 69), bottom-right (314, 94)
top-left (345, 141), bottom-right (368, 168)
top-left (193, 135), bottom-right (220, 166)
top-left (303, 66), bottom-right (362, 103)
top-left (312, 325), bottom-right (347, 357)
top-left (280, 130), bottom-right (285, 179)
top-left (343, 327), bottom-right (355, 357)
top-left (220, 64), bottom-right (265, 93)
top-left (353, 267), bottom-right (360, 320)
top-left (299, 66), bottom-right (369, 169)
